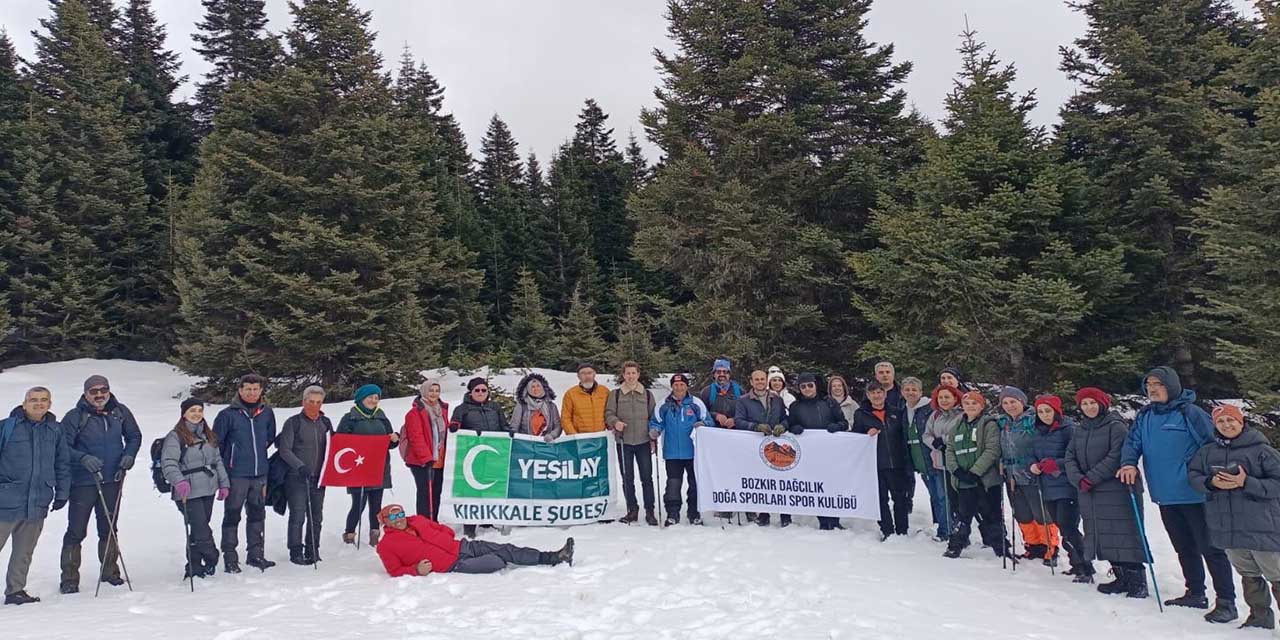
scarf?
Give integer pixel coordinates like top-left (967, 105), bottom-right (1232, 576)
top-left (424, 400), bottom-right (445, 450)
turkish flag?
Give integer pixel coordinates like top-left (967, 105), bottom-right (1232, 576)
top-left (319, 433), bottom-right (391, 488)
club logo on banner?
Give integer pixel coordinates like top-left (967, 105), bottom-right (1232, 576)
top-left (694, 428), bottom-right (880, 520)
top-left (440, 431), bottom-right (623, 526)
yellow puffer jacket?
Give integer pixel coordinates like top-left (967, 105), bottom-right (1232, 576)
top-left (561, 384), bottom-right (610, 434)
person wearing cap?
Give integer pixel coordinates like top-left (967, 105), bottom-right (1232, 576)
top-left (996, 386), bottom-right (1060, 563)
top-left (767, 366), bottom-right (796, 408)
top-left (698, 358), bottom-right (742, 430)
top-left (375, 504), bottom-right (574, 576)
top-left (57, 375), bottom-right (142, 593)
top-left (511, 373), bottom-right (563, 442)
top-left (902, 377), bottom-right (946, 539)
top-left (337, 384), bottom-right (399, 548)
top-left (277, 386), bottom-right (332, 565)
top-left (1189, 405), bottom-right (1280, 630)
top-left (0, 387), bottom-right (70, 605)
top-left (562, 362), bottom-right (610, 434)
top-left (1065, 387), bottom-right (1149, 598)
top-left (787, 373), bottom-right (848, 530)
top-left (212, 373), bottom-right (277, 573)
top-left (944, 391), bottom-right (1006, 559)
top-left (735, 370), bottom-right (790, 526)
top-left (403, 380), bottom-right (450, 521)
top-left (605, 362), bottom-right (658, 526)
top-left (1030, 394), bottom-right (1091, 581)
top-left (649, 373), bottom-right (707, 526)
top-left (939, 367), bottom-right (969, 392)
top-left (160, 399), bottom-right (230, 581)
top-left (1118, 366), bottom-right (1235, 621)
top-left (853, 380), bottom-right (911, 539)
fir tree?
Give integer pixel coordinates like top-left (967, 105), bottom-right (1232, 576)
top-left (285, 0), bottom-right (388, 111)
top-left (475, 114), bottom-right (527, 323)
top-left (0, 32), bottom-right (31, 363)
top-left (557, 282), bottom-right (609, 370)
top-left (607, 277), bottom-right (671, 380)
top-left (505, 267), bottom-right (561, 367)
top-left (192, 0), bottom-right (279, 126)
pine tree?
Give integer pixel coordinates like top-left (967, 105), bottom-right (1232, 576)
top-left (543, 142), bottom-right (592, 312)
top-left (505, 268), bottom-right (561, 367)
top-left (475, 114), bottom-right (527, 324)
top-left (192, 0), bottom-right (279, 127)
top-left (286, 0), bottom-right (388, 111)
top-left (557, 282), bottom-right (609, 369)
top-left (0, 32), bottom-right (30, 364)
top-left (851, 30), bottom-right (1128, 389)
top-left (1057, 0), bottom-right (1252, 392)
top-left (607, 277), bottom-right (671, 380)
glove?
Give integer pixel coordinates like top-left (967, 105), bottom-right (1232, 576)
top-left (1079, 478), bottom-right (1093, 493)
top-left (755, 423), bottom-right (772, 435)
top-left (174, 480), bottom-right (192, 500)
top-left (81, 455), bottom-right (104, 474)
top-left (789, 425), bottom-right (805, 435)
top-left (771, 424), bottom-right (786, 437)
top-left (826, 424), bottom-right (843, 433)
top-left (508, 430), bottom-right (516, 438)
top-left (931, 437), bottom-right (946, 452)
top-left (474, 428), bottom-right (483, 437)
top-left (1038, 458), bottom-right (1060, 475)
top-left (649, 429), bottom-right (661, 440)
top-left (216, 487), bottom-right (230, 501)
top-left (448, 423), bottom-right (460, 433)
top-left (119, 455), bottom-right (135, 471)
top-left (954, 468), bottom-right (980, 484)
top-left (542, 433), bottom-right (555, 443)
top-left (52, 498), bottom-right (67, 511)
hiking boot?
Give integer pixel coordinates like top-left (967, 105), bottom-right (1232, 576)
top-left (183, 563), bottom-right (206, 580)
top-left (100, 574), bottom-right (125, 587)
top-left (1240, 577), bottom-right (1275, 629)
top-left (223, 558), bottom-right (242, 574)
top-left (664, 517), bottom-right (679, 527)
top-left (780, 515), bottom-right (792, 528)
top-left (289, 550), bottom-right (311, 566)
top-left (689, 517), bottom-right (703, 526)
top-left (645, 509), bottom-right (658, 526)
top-left (369, 529), bottom-right (380, 547)
top-left (1097, 569), bottom-right (1127, 595)
top-left (59, 581), bottom-right (78, 595)
top-left (943, 547), bottom-right (962, 559)
top-left (342, 531), bottom-right (356, 545)
top-left (1204, 598), bottom-right (1238, 624)
top-left (246, 557), bottom-right (276, 572)
top-left (556, 538), bottom-right (575, 567)
top-left (4, 591), bottom-right (40, 605)
top-left (756, 513), bottom-right (771, 526)
top-left (202, 562), bottom-right (217, 578)
top-left (1164, 591), bottom-right (1209, 609)
top-left (620, 508), bottom-right (639, 524)
top-left (463, 525), bottom-right (477, 539)
top-left (1072, 573), bottom-right (1095, 584)
top-left (1125, 568), bottom-right (1149, 599)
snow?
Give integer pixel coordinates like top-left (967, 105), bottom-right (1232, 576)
top-left (0, 359), bottom-right (1258, 639)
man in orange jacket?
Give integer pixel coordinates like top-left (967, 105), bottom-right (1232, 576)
top-left (561, 362), bottom-right (610, 434)
top-left (376, 505), bottom-right (574, 575)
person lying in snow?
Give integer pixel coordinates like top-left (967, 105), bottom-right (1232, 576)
top-left (375, 504), bottom-right (574, 576)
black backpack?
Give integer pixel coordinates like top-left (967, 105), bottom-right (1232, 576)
top-left (150, 435), bottom-right (187, 494)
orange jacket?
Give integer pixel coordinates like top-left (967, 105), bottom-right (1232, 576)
top-left (561, 384), bottom-right (610, 434)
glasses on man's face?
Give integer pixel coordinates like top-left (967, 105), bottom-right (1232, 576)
top-left (799, 383), bottom-right (816, 389)
top-left (472, 388), bottom-right (489, 394)
top-left (386, 511), bottom-right (407, 522)
top-left (87, 387), bottom-right (110, 396)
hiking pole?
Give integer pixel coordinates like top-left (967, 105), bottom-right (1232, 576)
top-left (1035, 476), bottom-right (1055, 575)
top-left (92, 472), bottom-right (133, 596)
top-left (999, 483), bottom-right (1007, 571)
top-left (1008, 481), bottom-right (1018, 573)
top-left (305, 477), bottom-right (318, 571)
top-left (653, 442), bottom-right (663, 527)
top-left (1128, 485), bottom-right (1163, 612)
top-left (941, 467), bottom-right (952, 540)
top-left (180, 498), bottom-right (195, 593)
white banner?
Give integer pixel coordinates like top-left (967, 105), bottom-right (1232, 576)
top-left (693, 428), bottom-right (880, 520)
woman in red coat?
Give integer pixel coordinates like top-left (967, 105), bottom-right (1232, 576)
top-left (403, 380), bottom-right (449, 520)
top-left (375, 505), bottom-right (574, 575)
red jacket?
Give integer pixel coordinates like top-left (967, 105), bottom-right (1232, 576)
top-left (377, 515), bottom-right (461, 576)
top-left (403, 398), bottom-right (449, 469)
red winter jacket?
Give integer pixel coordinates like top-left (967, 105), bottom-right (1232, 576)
top-left (403, 398), bottom-right (449, 469)
top-left (377, 515), bottom-right (461, 576)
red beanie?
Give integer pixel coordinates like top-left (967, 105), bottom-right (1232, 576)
top-left (1034, 394), bottom-right (1063, 416)
top-left (1212, 405), bottom-right (1245, 425)
top-left (1074, 387), bottom-right (1112, 411)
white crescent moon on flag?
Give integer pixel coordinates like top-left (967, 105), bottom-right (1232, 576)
top-left (333, 447), bottom-right (357, 474)
top-left (462, 444), bottom-right (499, 490)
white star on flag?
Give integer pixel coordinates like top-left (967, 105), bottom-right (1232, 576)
top-left (355, 455), bottom-right (365, 466)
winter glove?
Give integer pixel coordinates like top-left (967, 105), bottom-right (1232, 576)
top-left (52, 498), bottom-right (67, 511)
top-left (827, 424), bottom-right (844, 433)
top-left (755, 423), bottom-right (772, 435)
top-left (81, 455), bottom-right (104, 474)
top-left (474, 428), bottom-right (483, 437)
top-left (1038, 458), bottom-right (1060, 476)
top-left (119, 455), bottom-right (135, 471)
top-left (216, 487), bottom-right (230, 501)
top-left (542, 433), bottom-right (555, 443)
top-left (953, 468), bottom-right (980, 484)
top-left (448, 423), bottom-right (460, 433)
top-left (508, 430), bottom-right (516, 438)
top-left (931, 437), bottom-right (946, 452)
top-left (789, 425), bottom-right (805, 435)
top-left (174, 480), bottom-right (192, 500)
top-left (771, 424), bottom-right (786, 437)
top-left (1079, 478), bottom-right (1093, 493)
top-left (649, 429), bottom-right (662, 441)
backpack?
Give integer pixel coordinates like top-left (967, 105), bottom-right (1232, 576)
top-left (150, 435), bottom-right (187, 494)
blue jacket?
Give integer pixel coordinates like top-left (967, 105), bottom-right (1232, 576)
top-left (1121, 389), bottom-right (1214, 505)
top-left (0, 407), bottom-right (71, 521)
top-left (62, 396), bottom-right (143, 487)
top-left (650, 393), bottom-right (708, 460)
top-left (213, 397), bottom-right (277, 478)
top-left (1030, 417), bottom-right (1076, 502)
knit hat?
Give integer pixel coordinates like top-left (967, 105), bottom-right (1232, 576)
top-left (998, 386), bottom-right (1028, 407)
top-left (767, 367), bottom-right (785, 383)
top-left (941, 367), bottom-right (964, 384)
top-left (1144, 366), bottom-right (1183, 400)
top-left (1034, 394), bottom-right (1063, 416)
top-left (180, 398), bottom-right (204, 415)
top-left (713, 358), bottom-right (731, 372)
top-left (353, 384), bottom-right (382, 406)
top-left (796, 372), bottom-right (818, 387)
top-left (1074, 387), bottom-right (1112, 411)
top-left (961, 390), bottom-right (987, 410)
top-left (84, 374), bottom-right (110, 392)
top-left (419, 379), bottom-right (439, 397)
top-left (575, 361), bottom-right (596, 373)
top-left (467, 377), bottom-right (488, 391)
top-left (1212, 404), bottom-right (1245, 425)
top-left (377, 504), bottom-right (405, 527)
top-left (669, 373), bottom-right (691, 387)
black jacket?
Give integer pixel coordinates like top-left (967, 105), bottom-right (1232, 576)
top-left (450, 397), bottom-right (509, 434)
top-left (787, 395), bottom-right (848, 433)
top-left (62, 396), bottom-right (142, 487)
top-left (851, 404), bottom-right (908, 470)
top-left (277, 412), bottom-right (333, 478)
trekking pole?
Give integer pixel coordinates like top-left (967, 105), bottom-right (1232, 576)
top-left (653, 442), bottom-right (663, 527)
top-left (1007, 481), bottom-right (1018, 573)
top-left (1128, 485), bottom-right (1163, 612)
top-left (305, 477), bottom-right (318, 571)
top-left (999, 483), bottom-right (1007, 571)
top-left (92, 472), bottom-right (133, 596)
top-left (1035, 475), bottom-right (1055, 575)
top-left (940, 467), bottom-right (952, 539)
top-left (180, 498), bottom-right (195, 593)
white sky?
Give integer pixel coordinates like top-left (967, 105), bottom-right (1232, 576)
top-left (0, 0), bottom-right (1260, 162)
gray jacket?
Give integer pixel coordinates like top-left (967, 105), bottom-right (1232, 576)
top-left (924, 407), bottom-right (964, 471)
top-left (510, 399), bottom-right (563, 440)
top-left (1065, 411), bottom-right (1147, 564)
top-left (1189, 427), bottom-right (1280, 552)
top-left (605, 386), bottom-right (656, 446)
top-left (161, 422), bottom-right (230, 501)
top-left (277, 413), bottom-right (332, 478)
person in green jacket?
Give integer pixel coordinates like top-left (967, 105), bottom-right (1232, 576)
top-left (338, 384), bottom-right (399, 547)
top-left (944, 391), bottom-right (1008, 559)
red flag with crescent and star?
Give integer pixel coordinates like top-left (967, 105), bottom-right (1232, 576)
top-left (319, 433), bottom-right (391, 488)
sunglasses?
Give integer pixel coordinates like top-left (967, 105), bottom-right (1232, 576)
top-left (386, 511), bottom-right (406, 522)
top-left (87, 387), bottom-right (110, 396)
top-left (471, 388), bottom-right (489, 394)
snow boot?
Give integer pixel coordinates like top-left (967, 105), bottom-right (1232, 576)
top-left (1164, 591), bottom-right (1209, 609)
top-left (1239, 577), bottom-right (1275, 630)
top-left (1125, 567), bottom-right (1149, 599)
top-left (289, 549), bottom-right (310, 566)
top-left (223, 557), bottom-right (242, 574)
top-left (943, 546), bottom-right (963, 559)
top-left (645, 509), bottom-right (658, 526)
top-left (369, 529), bottom-right (380, 547)
top-left (4, 591), bottom-right (40, 605)
top-left (689, 516), bottom-right (703, 526)
top-left (756, 513), bottom-right (771, 526)
top-left (541, 538), bottom-right (575, 566)
top-left (1204, 598), bottom-right (1238, 624)
top-left (342, 532), bottom-right (356, 545)
top-left (620, 508), bottom-right (639, 524)
top-left (98, 538), bottom-right (121, 586)
top-left (59, 582), bottom-right (78, 595)
top-left (780, 514), bottom-right (792, 528)
top-left (59, 545), bottom-right (81, 594)
top-left (664, 516), bottom-right (679, 527)
top-left (101, 574), bottom-right (124, 587)
top-left (183, 563), bottom-right (207, 580)
top-left (1097, 568), bottom-right (1128, 595)
top-left (246, 556), bottom-right (276, 572)
top-left (463, 525), bottom-right (477, 539)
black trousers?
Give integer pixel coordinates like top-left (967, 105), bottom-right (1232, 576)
top-left (621, 443), bottom-right (655, 511)
top-left (62, 482), bottom-right (122, 581)
top-left (285, 474), bottom-right (325, 555)
top-left (664, 459), bottom-right (698, 521)
top-left (221, 476), bottom-right (266, 562)
top-left (409, 465), bottom-right (445, 520)
top-left (1161, 503), bottom-right (1236, 600)
top-left (346, 488), bottom-right (385, 534)
top-left (878, 468), bottom-right (912, 536)
top-left (177, 496), bottom-right (218, 569)
top-left (451, 539), bottom-right (546, 574)
top-left (949, 484), bottom-right (1005, 550)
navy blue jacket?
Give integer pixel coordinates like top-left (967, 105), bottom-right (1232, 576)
top-left (0, 407), bottom-right (71, 521)
top-left (733, 392), bottom-right (788, 432)
top-left (62, 396), bottom-right (143, 487)
top-left (1030, 417), bottom-right (1076, 501)
top-left (852, 404), bottom-right (909, 470)
top-left (213, 397), bottom-right (277, 478)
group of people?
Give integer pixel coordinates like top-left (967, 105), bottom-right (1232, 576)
top-left (0, 361), bottom-right (1277, 632)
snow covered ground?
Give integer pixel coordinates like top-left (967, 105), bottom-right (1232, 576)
top-left (0, 360), bottom-right (1260, 639)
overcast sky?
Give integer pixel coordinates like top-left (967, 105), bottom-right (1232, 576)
top-left (0, 0), bottom-right (1259, 163)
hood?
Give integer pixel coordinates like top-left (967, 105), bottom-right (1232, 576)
top-left (1142, 366), bottom-right (1184, 399)
top-left (75, 394), bottom-right (120, 414)
top-left (516, 373), bottom-right (557, 405)
top-left (1214, 426), bottom-right (1270, 449)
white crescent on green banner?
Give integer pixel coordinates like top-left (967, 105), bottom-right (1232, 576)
top-left (440, 431), bottom-right (623, 526)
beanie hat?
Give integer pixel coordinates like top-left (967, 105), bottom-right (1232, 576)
top-left (941, 367), bottom-right (964, 384)
top-left (1144, 366), bottom-right (1184, 400)
top-left (961, 390), bottom-right (987, 410)
top-left (713, 358), bottom-right (732, 372)
top-left (669, 373), bottom-right (691, 387)
top-left (796, 373), bottom-right (817, 387)
top-left (1212, 404), bottom-right (1245, 425)
top-left (377, 504), bottom-right (405, 527)
top-left (1074, 387), bottom-right (1112, 411)
top-left (767, 367), bottom-right (785, 383)
top-left (467, 377), bottom-right (488, 392)
top-left (180, 398), bottom-right (204, 415)
top-left (575, 361), bottom-right (596, 373)
top-left (84, 374), bottom-right (110, 392)
top-left (998, 386), bottom-right (1028, 407)
top-left (353, 384), bottom-right (382, 406)
top-left (1034, 394), bottom-right (1063, 416)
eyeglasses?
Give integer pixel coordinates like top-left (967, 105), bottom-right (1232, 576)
top-left (471, 388), bottom-right (489, 394)
top-left (799, 383), bottom-right (816, 389)
top-left (87, 387), bottom-right (110, 396)
top-left (386, 511), bottom-right (406, 522)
